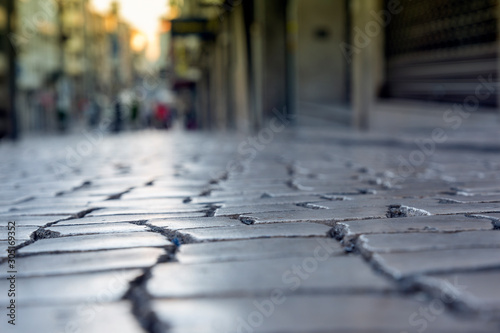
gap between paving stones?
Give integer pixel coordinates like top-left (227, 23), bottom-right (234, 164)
top-left (123, 252), bottom-right (173, 333)
top-left (0, 210), bottom-right (99, 264)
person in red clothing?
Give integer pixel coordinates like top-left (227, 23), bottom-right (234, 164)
top-left (155, 102), bottom-right (171, 129)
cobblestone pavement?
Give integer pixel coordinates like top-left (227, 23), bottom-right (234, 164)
top-left (1, 125), bottom-right (500, 332)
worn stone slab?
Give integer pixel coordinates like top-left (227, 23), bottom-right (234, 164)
top-left (437, 194), bottom-right (500, 204)
top-left (152, 294), bottom-right (497, 333)
top-left (334, 215), bottom-right (494, 245)
top-left (240, 206), bottom-right (388, 225)
top-left (388, 199), bottom-right (500, 216)
top-left (148, 255), bottom-right (393, 298)
top-left (0, 301), bottom-right (146, 333)
top-left (417, 270), bottom-right (500, 316)
top-left (176, 237), bottom-right (344, 264)
top-left (0, 247), bottom-right (164, 278)
top-left (57, 214), bottom-right (166, 225)
top-left (13, 196), bottom-right (108, 207)
top-left (0, 215), bottom-right (72, 226)
top-left (87, 208), bottom-right (206, 218)
top-left (0, 269), bottom-right (142, 305)
top-left (3, 205), bottom-right (100, 216)
top-left (90, 199), bottom-right (206, 211)
top-left (149, 217), bottom-right (240, 230)
top-left (0, 226), bottom-right (38, 241)
top-left (47, 223), bottom-right (149, 236)
top-left (66, 186), bottom-right (138, 197)
top-left (18, 231), bottom-right (172, 255)
top-left (121, 187), bottom-right (201, 200)
top-left (192, 194), bottom-right (324, 206)
top-left (173, 222), bottom-right (332, 243)
top-left (358, 230), bottom-right (500, 254)
top-left (215, 203), bottom-right (309, 217)
top-left (472, 213), bottom-right (500, 228)
top-left (371, 248), bottom-right (500, 279)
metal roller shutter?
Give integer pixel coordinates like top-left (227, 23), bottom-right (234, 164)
top-left (384, 0), bottom-right (498, 106)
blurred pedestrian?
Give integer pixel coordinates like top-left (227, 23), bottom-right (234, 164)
top-left (56, 76), bottom-right (72, 132)
top-left (112, 99), bottom-right (123, 133)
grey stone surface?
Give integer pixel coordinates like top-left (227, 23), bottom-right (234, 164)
top-left (334, 215), bottom-right (494, 245)
top-left (57, 214), bottom-right (165, 225)
top-left (358, 230), bottom-right (500, 254)
top-left (172, 222), bottom-right (332, 243)
top-left (18, 232), bottom-right (172, 254)
top-left (149, 216), bottom-right (240, 230)
top-left (121, 187), bottom-right (201, 200)
top-left (198, 194), bottom-right (324, 207)
top-left (215, 203), bottom-right (308, 217)
top-left (0, 214), bottom-right (72, 226)
top-left (3, 205), bottom-right (100, 216)
top-left (0, 226), bottom-right (38, 241)
top-left (47, 223), bottom-right (149, 236)
top-left (152, 295), bottom-right (498, 333)
top-left (0, 247), bottom-right (165, 277)
top-left (0, 301), bottom-right (146, 333)
top-left (239, 206), bottom-right (388, 224)
top-left (3, 124), bottom-right (500, 331)
top-left (0, 269), bottom-right (142, 305)
top-left (371, 249), bottom-right (500, 279)
top-left (148, 255), bottom-right (393, 298)
top-left (417, 270), bottom-right (500, 316)
top-left (88, 207), bottom-right (206, 216)
top-left (176, 237), bottom-right (344, 263)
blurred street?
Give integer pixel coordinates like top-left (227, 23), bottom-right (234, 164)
top-left (1, 118), bottom-right (500, 332)
top-left (2, 0), bottom-right (500, 332)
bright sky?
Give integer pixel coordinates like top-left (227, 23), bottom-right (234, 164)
top-left (91, 0), bottom-right (169, 61)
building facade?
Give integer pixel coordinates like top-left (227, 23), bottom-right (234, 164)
top-left (169, 0), bottom-right (500, 131)
top-left (1, 0), bottom-right (138, 136)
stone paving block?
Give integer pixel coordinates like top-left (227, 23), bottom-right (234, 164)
top-left (422, 202), bottom-right (500, 215)
top-left (148, 255), bottom-right (393, 298)
top-left (18, 231), bottom-right (172, 254)
top-left (153, 179), bottom-right (211, 187)
top-left (472, 213), bottom-right (500, 228)
top-left (47, 222), bottom-right (149, 236)
top-left (0, 269), bottom-right (142, 305)
top-left (358, 230), bottom-right (500, 254)
top-left (0, 226), bottom-right (38, 241)
top-left (3, 205), bottom-right (100, 216)
top-left (437, 194), bottom-right (500, 204)
top-left (148, 216), bottom-right (240, 230)
top-left (90, 199), bottom-right (205, 210)
top-left (176, 237), bottom-right (344, 264)
top-left (66, 186), bottom-right (138, 197)
top-left (87, 208), bottom-right (206, 217)
top-left (172, 222), bottom-right (332, 243)
top-left (13, 196), bottom-right (108, 207)
top-left (0, 301), bottom-right (145, 333)
top-left (334, 215), bottom-right (494, 245)
top-left (209, 195), bottom-right (325, 207)
top-left (416, 270), bottom-right (500, 316)
top-left (0, 247), bottom-right (164, 278)
top-left (121, 187), bottom-right (201, 200)
top-left (371, 248), bottom-right (500, 279)
top-left (57, 214), bottom-right (166, 225)
top-left (215, 203), bottom-right (309, 217)
top-left (240, 206), bottom-right (388, 225)
top-left (152, 294), bottom-right (498, 333)
top-left (0, 214), bottom-right (72, 226)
